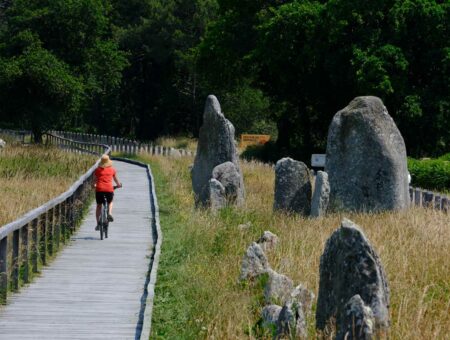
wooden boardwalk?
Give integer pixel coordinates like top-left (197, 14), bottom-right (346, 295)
top-left (0, 161), bottom-right (154, 339)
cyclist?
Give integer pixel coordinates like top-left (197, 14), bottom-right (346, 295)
top-left (94, 154), bottom-right (122, 230)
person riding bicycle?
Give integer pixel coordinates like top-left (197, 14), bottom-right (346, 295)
top-left (94, 155), bottom-right (122, 230)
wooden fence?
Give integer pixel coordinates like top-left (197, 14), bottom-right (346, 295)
top-left (50, 130), bottom-right (194, 157)
top-left (0, 128), bottom-right (33, 144)
top-left (409, 187), bottom-right (449, 212)
top-left (0, 133), bottom-right (110, 304)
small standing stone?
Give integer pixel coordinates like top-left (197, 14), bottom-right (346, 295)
top-left (276, 301), bottom-right (307, 339)
top-left (212, 161), bottom-right (244, 206)
top-left (274, 157), bottom-right (312, 215)
top-left (261, 304), bottom-right (282, 329)
top-left (264, 269), bottom-right (294, 305)
top-left (339, 294), bottom-right (375, 340)
top-left (310, 171), bottom-right (330, 217)
top-left (256, 231), bottom-right (279, 252)
top-left (291, 284), bottom-right (315, 314)
top-left (316, 219), bottom-right (390, 337)
top-left (0, 139), bottom-right (5, 148)
top-left (209, 179), bottom-right (226, 211)
top-left (239, 242), bottom-right (270, 281)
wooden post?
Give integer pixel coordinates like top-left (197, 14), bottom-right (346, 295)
top-left (60, 201), bottom-right (66, 243)
top-left (39, 213), bottom-right (47, 265)
top-left (31, 218), bottom-right (39, 273)
top-left (54, 204), bottom-right (61, 251)
top-left (434, 196), bottom-right (442, 210)
top-left (414, 189), bottom-right (421, 206)
top-left (409, 187), bottom-right (414, 203)
top-left (20, 224), bottom-right (29, 283)
top-left (12, 229), bottom-right (20, 291)
top-left (0, 236), bottom-right (7, 303)
top-left (47, 208), bottom-right (54, 257)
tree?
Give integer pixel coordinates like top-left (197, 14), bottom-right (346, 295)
top-left (0, 0), bottom-right (127, 140)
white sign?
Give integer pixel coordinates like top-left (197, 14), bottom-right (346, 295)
top-left (311, 154), bottom-right (326, 167)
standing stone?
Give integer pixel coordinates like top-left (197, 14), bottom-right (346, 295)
top-left (276, 301), bottom-right (307, 339)
top-left (191, 95), bottom-right (244, 206)
top-left (310, 171), bottom-right (330, 217)
top-left (212, 161), bottom-right (244, 206)
top-left (274, 158), bottom-right (312, 215)
top-left (316, 219), bottom-right (390, 338)
top-left (264, 269), bottom-right (294, 305)
top-left (0, 139), bottom-right (5, 148)
top-left (261, 304), bottom-right (282, 329)
top-left (170, 148), bottom-right (182, 157)
top-left (256, 231), bottom-right (279, 252)
top-left (239, 242), bottom-right (270, 281)
top-left (339, 294), bottom-right (375, 340)
top-left (209, 179), bottom-right (227, 211)
top-left (326, 96), bottom-right (409, 212)
top-left (291, 284), bottom-right (315, 315)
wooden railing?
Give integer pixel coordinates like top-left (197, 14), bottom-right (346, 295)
top-left (0, 134), bottom-right (110, 304)
top-left (0, 128), bottom-right (33, 144)
top-left (409, 187), bottom-right (449, 212)
top-left (50, 130), bottom-right (194, 157)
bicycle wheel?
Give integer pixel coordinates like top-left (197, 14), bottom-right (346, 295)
top-left (104, 222), bottom-right (108, 239)
top-left (99, 203), bottom-right (107, 240)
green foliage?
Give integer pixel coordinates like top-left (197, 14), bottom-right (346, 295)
top-left (0, 0), bottom-right (449, 157)
top-left (241, 141), bottom-right (280, 164)
top-left (408, 157), bottom-right (450, 192)
top-left (198, 0), bottom-right (450, 159)
top-left (221, 83), bottom-right (276, 136)
top-left (0, 0), bottom-right (127, 139)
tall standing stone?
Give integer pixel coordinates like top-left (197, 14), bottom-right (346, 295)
top-left (191, 95), bottom-right (245, 207)
top-left (326, 96), bottom-right (409, 212)
top-left (310, 171), bottom-right (330, 217)
top-left (274, 158), bottom-right (312, 215)
top-left (316, 219), bottom-right (390, 338)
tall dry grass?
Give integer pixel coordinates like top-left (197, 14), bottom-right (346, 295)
top-left (0, 144), bottom-right (96, 226)
top-left (154, 136), bottom-right (198, 152)
top-left (148, 155), bottom-right (450, 339)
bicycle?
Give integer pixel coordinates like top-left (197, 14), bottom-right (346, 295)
top-left (98, 186), bottom-right (119, 240)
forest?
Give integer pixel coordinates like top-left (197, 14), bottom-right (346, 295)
top-left (0, 0), bottom-right (449, 161)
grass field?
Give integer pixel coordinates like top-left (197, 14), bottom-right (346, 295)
top-left (143, 154), bottom-right (450, 339)
top-left (0, 142), bottom-right (96, 226)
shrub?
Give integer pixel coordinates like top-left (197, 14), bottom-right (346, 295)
top-left (408, 158), bottom-right (450, 191)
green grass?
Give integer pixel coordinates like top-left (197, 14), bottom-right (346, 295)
top-left (148, 160), bottom-right (204, 339)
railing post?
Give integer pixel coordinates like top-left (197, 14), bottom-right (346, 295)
top-left (54, 203), bottom-right (61, 250)
top-left (47, 208), bottom-right (54, 257)
top-left (40, 213), bottom-right (47, 265)
top-left (31, 218), bottom-right (39, 273)
top-left (12, 229), bottom-right (20, 291)
top-left (414, 189), bottom-right (421, 206)
top-left (20, 223), bottom-right (30, 283)
top-left (0, 237), bottom-right (7, 304)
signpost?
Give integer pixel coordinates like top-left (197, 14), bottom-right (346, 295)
top-left (311, 154), bottom-right (326, 168)
top-left (240, 134), bottom-right (271, 148)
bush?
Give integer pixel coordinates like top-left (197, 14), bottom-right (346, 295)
top-left (408, 158), bottom-right (450, 191)
top-left (241, 141), bottom-right (279, 164)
